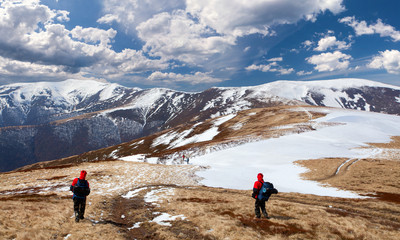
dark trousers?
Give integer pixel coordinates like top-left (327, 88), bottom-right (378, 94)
top-left (73, 197), bottom-right (86, 219)
top-left (255, 199), bottom-right (268, 218)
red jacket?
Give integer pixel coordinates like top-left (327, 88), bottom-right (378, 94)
top-left (253, 173), bottom-right (264, 199)
top-left (71, 170), bottom-right (90, 187)
top-left (70, 170), bottom-right (90, 199)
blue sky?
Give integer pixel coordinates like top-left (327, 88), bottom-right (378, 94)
top-left (0, 0), bottom-right (399, 91)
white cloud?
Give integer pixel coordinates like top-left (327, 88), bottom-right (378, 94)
top-left (0, 0), bottom-right (169, 80)
top-left (186, 0), bottom-right (344, 37)
top-left (101, 0), bottom-right (345, 65)
top-left (340, 16), bottom-right (400, 42)
top-left (307, 51), bottom-right (352, 72)
top-left (368, 50), bottom-right (400, 74)
top-left (99, 0), bottom-right (186, 34)
top-left (71, 26), bottom-right (117, 46)
top-left (147, 71), bottom-right (223, 84)
top-left (314, 36), bottom-right (351, 51)
top-left (243, 46), bottom-right (251, 52)
top-left (97, 14), bottom-right (119, 24)
top-left (136, 10), bottom-right (235, 64)
top-left (303, 40), bottom-right (313, 47)
top-left (267, 57), bottom-right (283, 62)
top-left (246, 59), bottom-right (294, 75)
top-left (0, 55), bottom-right (64, 76)
top-left (296, 70), bottom-right (313, 76)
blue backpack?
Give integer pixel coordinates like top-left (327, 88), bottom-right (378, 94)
top-left (73, 179), bottom-right (90, 198)
top-left (257, 181), bottom-right (277, 201)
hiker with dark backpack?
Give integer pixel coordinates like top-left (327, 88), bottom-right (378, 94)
top-left (70, 170), bottom-right (90, 222)
top-left (252, 173), bottom-right (278, 219)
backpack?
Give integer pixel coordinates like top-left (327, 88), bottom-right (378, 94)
top-left (257, 181), bottom-right (277, 201)
top-left (73, 179), bottom-right (90, 198)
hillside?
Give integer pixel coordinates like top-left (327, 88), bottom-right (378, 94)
top-left (1, 105), bottom-right (400, 239)
top-left (1, 78), bottom-right (400, 172)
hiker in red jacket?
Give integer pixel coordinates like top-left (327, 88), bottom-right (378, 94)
top-left (70, 170), bottom-right (90, 222)
top-left (252, 173), bottom-right (274, 219)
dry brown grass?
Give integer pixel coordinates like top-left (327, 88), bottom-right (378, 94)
top-left (296, 136), bottom-right (400, 196)
top-left (0, 160), bottom-right (200, 240)
top-left (2, 155), bottom-right (400, 240)
top-left (131, 186), bottom-right (400, 240)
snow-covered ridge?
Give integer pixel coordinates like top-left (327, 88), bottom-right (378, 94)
top-left (0, 79), bottom-right (128, 104)
top-left (1, 78), bottom-right (400, 172)
top-left (214, 78), bottom-right (400, 100)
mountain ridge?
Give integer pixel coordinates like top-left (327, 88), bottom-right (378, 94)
top-left (1, 78), bottom-right (400, 172)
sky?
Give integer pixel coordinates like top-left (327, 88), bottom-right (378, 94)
top-left (0, 0), bottom-right (399, 91)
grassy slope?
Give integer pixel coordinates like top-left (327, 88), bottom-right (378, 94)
top-left (1, 106), bottom-right (400, 239)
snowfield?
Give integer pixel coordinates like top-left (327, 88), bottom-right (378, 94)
top-left (187, 108), bottom-right (400, 198)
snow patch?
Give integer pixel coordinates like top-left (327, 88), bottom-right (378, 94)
top-left (128, 222), bottom-right (142, 230)
top-left (152, 113), bottom-right (236, 149)
top-left (144, 187), bottom-right (175, 206)
top-left (191, 108), bottom-right (400, 198)
top-left (150, 213), bottom-right (186, 226)
top-left (119, 154), bottom-right (146, 162)
top-left (122, 187), bottom-right (147, 199)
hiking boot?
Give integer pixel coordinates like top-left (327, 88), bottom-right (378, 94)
top-left (75, 216), bottom-right (80, 222)
top-left (262, 211), bottom-right (269, 219)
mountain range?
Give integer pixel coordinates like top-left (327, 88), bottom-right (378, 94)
top-left (1, 78), bottom-right (400, 172)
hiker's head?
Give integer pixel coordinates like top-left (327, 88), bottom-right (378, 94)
top-left (257, 173), bottom-right (263, 181)
top-left (80, 170), bottom-right (87, 180)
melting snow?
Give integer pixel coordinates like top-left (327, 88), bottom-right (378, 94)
top-left (120, 154), bottom-right (146, 163)
top-left (122, 187), bottom-right (147, 199)
top-left (151, 113), bottom-right (236, 150)
top-left (144, 187), bottom-right (175, 206)
top-left (150, 213), bottom-right (186, 226)
top-left (191, 108), bottom-right (400, 198)
top-left (128, 222), bottom-right (142, 230)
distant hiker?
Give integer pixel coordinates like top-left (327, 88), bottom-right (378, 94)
top-left (70, 170), bottom-right (90, 222)
top-left (252, 173), bottom-right (278, 219)
top-left (182, 154), bottom-right (186, 163)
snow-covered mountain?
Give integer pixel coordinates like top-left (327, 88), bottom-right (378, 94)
top-left (1, 78), bottom-right (400, 172)
top-left (0, 80), bottom-right (139, 126)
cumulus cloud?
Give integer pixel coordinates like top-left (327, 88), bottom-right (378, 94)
top-left (307, 51), bottom-right (352, 72)
top-left (137, 10), bottom-right (235, 64)
top-left (71, 26), bottom-right (117, 46)
top-left (368, 50), bottom-right (400, 74)
top-left (147, 71), bottom-right (223, 84)
top-left (99, 0), bottom-right (186, 34)
top-left (101, 0), bottom-right (345, 65)
top-left (340, 16), bottom-right (400, 42)
top-left (0, 0), bottom-right (168, 80)
top-left (0, 0), bottom-right (348, 85)
top-left (186, 0), bottom-right (344, 37)
top-left (314, 36), bottom-right (351, 51)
